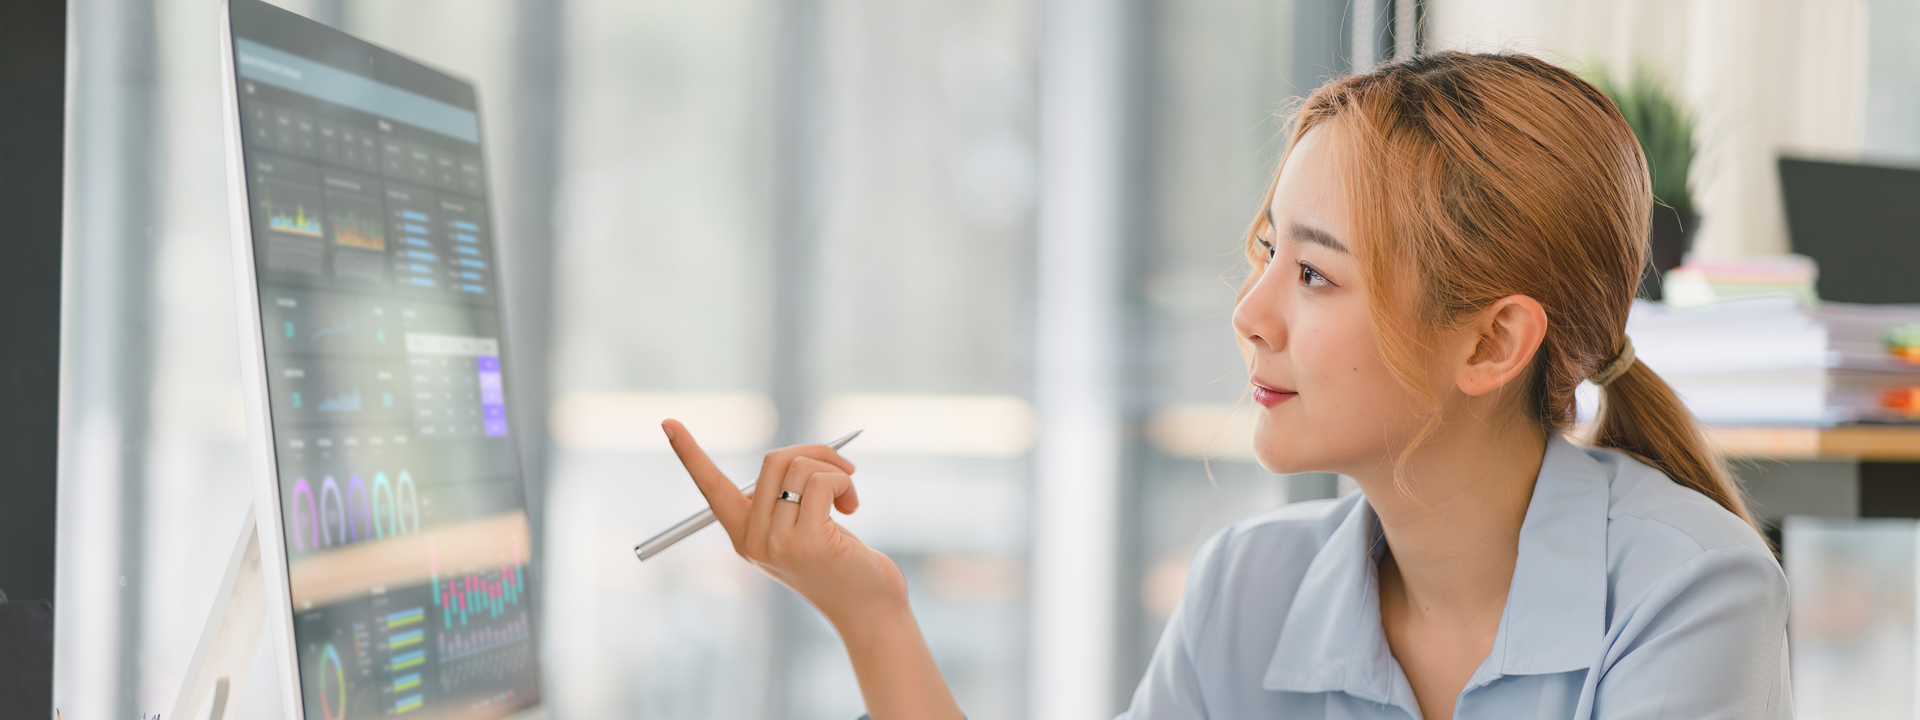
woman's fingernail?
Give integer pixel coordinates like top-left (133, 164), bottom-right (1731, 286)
top-left (662, 421), bottom-right (676, 441)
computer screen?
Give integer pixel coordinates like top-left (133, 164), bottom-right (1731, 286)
top-left (224, 1), bottom-right (540, 717)
top-left (1780, 156), bottom-right (1920, 304)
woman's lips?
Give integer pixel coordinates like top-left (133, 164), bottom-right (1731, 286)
top-left (1252, 382), bottom-right (1297, 408)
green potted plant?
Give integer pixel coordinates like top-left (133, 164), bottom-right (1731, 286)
top-left (1591, 66), bottom-right (1697, 300)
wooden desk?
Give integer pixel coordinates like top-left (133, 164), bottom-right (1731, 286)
top-left (1698, 425), bottom-right (1920, 520)
top-left (1708, 425), bottom-right (1920, 462)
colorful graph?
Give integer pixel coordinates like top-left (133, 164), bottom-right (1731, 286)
top-left (440, 610), bottom-right (529, 661)
top-left (386, 606), bottom-right (426, 633)
top-left (379, 605), bottom-right (429, 715)
top-left (308, 321), bottom-right (355, 343)
top-left (393, 669), bottom-right (422, 693)
top-left (316, 389), bottom-right (361, 412)
top-left (318, 476), bottom-right (349, 546)
top-left (317, 643), bottom-right (347, 720)
top-left (371, 471), bottom-right (421, 539)
top-left (476, 356), bottom-right (508, 437)
top-left (391, 207), bottom-right (440, 290)
top-left (391, 647), bottom-right (426, 672)
top-left (262, 188), bottom-right (323, 237)
top-left (330, 209), bottom-right (386, 250)
top-left (430, 540), bottom-right (526, 628)
top-left (290, 470), bottom-right (418, 552)
top-left (438, 643), bottom-right (532, 697)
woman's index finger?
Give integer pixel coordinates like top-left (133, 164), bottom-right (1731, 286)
top-left (662, 420), bottom-right (749, 534)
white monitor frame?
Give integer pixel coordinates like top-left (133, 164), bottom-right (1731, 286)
top-left (216, 3), bottom-right (543, 717)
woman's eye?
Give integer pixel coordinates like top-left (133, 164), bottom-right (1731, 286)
top-left (1257, 238), bottom-right (1276, 262)
top-left (1297, 261), bottom-right (1331, 287)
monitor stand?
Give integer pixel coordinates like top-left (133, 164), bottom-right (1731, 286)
top-left (170, 507), bottom-right (268, 720)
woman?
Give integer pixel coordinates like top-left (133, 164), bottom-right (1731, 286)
top-left (661, 52), bottom-right (1790, 720)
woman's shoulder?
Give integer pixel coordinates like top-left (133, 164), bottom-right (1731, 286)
top-left (1180, 494), bottom-right (1360, 613)
top-left (1197, 493), bottom-right (1358, 570)
top-left (1165, 493), bottom-right (1362, 662)
top-left (1580, 444), bottom-right (1771, 557)
top-left (1219, 492), bottom-right (1357, 541)
top-left (1578, 444), bottom-right (1784, 620)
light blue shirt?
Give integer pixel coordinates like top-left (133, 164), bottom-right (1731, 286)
top-left (1120, 434), bottom-right (1792, 719)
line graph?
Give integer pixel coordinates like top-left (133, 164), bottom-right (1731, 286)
top-left (308, 320), bottom-right (355, 343)
top-left (315, 389), bottom-right (361, 413)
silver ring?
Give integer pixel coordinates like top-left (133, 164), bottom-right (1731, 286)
top-left (778, 491), bottom-right (802, 504)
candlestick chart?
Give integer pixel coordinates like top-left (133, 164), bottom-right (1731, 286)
top-left (428, 537), bottom-right (532, 697)
top-left (431, 543), bottom-right (526, 629)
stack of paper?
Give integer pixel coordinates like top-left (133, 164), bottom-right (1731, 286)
top-left (1662, 254), bottom-right (1817, 308)
top-left (1579, 296), bottom-right (1920, 426)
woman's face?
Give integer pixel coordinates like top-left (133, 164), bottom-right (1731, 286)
top-left (1233, 126), bottom-right (1438, 477)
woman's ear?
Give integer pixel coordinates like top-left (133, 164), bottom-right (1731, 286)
top-left (1456, 295), bottom-right (1547, 397)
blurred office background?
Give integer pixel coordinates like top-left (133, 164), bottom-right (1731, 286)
top-left (51, 0), bottom-right (1920, 718)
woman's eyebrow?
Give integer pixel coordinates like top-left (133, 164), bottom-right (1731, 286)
top-left (1265, 207), bottom-right (1349, 254)
top-left (1288, 221), bottom-right (1348, 254)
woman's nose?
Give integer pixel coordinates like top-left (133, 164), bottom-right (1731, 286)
top-left (1232, 270), bottom-right (1285, 353)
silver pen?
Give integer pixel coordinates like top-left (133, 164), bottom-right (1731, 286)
top-left (634, 429), bottom-right (863, 561)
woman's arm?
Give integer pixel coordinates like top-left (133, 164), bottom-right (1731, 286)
top-left (663, 419), bottom-right (966, 720)
top-left (837, 605), bottom-right (966, 719)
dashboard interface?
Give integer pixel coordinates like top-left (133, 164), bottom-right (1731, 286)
top-left (228, 2), bottom-right (539, 718)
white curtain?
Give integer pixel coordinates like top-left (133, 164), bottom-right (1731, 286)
top-left (1424, 0), bottom-right (1869, 258)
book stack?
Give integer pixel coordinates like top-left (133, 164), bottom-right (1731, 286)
top-left (1662, 254), bottom-right (1817, 308)
top-left (1580, 296), bottom-right (1920, 426)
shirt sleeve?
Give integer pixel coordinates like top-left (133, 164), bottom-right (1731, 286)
top-left (1587, 546), bottom-right (1792, 719)
top-left (1116, 531), bottom-right (1233, 720)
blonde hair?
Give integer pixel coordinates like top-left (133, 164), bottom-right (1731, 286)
top-left (1243, 52), bottom-right (1757, 532)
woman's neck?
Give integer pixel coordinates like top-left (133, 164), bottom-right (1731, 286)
top-left (1365, 418), bottom-right (1547, 622)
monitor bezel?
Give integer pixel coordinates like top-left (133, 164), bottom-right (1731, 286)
top-left (217, 2), bottom-right (544, 717)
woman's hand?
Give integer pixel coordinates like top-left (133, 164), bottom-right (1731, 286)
top-left (661, 419), bottom-right (907, 628)
top-left (663, 419), bottom-right (965, 720)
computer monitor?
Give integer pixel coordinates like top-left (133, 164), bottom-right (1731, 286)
top-left (1779, 156), bottom-right (1920, 304)
top-left (219, 2), bottom-right (542, 717)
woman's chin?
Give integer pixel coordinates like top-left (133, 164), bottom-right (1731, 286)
top-left (1250, 435), bottom-right (1321, 475)
top-left (1254, 451), bottom-right (1313, 475)
top-left (1252, 416), bottom-right (1313, 474)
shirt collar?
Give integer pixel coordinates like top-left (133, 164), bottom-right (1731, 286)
top-left (1262, 493), bottom-right (1407, 706)
top-left (1479, 433), bottom-right (1611, 678)
top-left (1263, 435), bottom-right (1611, 702)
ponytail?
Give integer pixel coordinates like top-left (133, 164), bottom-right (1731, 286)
top-left (1593, 360), bottom-right (1760, 532)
